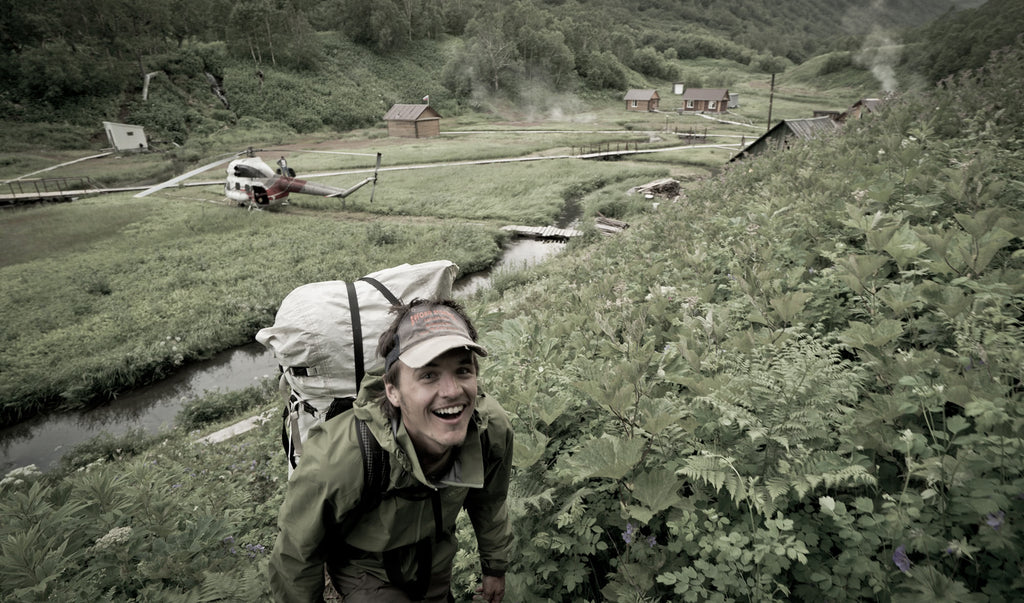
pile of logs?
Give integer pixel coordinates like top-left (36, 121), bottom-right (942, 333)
top-left (595, 214), bottom-right (629, 235)
top-left (628, 177), bottom-right (681, 200)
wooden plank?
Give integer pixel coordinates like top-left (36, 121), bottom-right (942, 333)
top-left (501, 225), bottom-right (583, 239)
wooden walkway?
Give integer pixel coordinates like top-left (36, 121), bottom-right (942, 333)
top-left (501, 225), bottom-right (583, 240)
top-left (0, 177), bottom-right (105, 205)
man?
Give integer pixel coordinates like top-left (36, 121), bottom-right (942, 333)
top-left (269, 299), bottom-right (513, 602)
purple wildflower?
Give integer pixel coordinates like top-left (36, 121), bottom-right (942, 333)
top-left (622, 522), bottom-right (635, 545)
top-left (985, 511), bottom-right (1005, 531)
top-left (246, 543), bottom-right (267, 560)
top-left (647, 535), bottom-right (657, 548)
top-left (892, 545), bottom-right (912, 574)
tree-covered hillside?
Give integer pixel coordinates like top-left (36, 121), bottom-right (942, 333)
top-left (900, 0), bottom-right (1024, 83)
top-left (0, 0), bottom-right (975, 144)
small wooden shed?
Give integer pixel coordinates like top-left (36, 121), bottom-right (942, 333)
top-left (623, 89), bottom-right (660, 112)
top-left (679, 88), bottom-right (730, 113)
top-left (730, 116), bottom-right (841, 162)
top-left (383, 104), bottom-right (442, 138)
top-left (103, 121), bottom-right (148, 152)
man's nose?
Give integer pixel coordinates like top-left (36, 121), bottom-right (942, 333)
top-left (438, 372), bottom-right (460, 397)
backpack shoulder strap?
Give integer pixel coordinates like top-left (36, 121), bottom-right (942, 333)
top-left (335, 418), bottom-right (390, 541)
top-left (358, 275), bottom-right (401, 305)
top-left (354, 418), bottom-right (390, 513)
top-left (346, 277), bottom-right (400, 396)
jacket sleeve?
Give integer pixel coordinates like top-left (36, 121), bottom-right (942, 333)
top-left (464, 408), bottom-right (515, 577)
top-left (268, 424), bottom-right (360, 602)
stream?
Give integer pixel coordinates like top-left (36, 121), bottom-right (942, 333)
top-left (0, 237), bottom-right (567, 472)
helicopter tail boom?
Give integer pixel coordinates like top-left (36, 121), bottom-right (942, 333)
top-left (271, 177), bottom-right (351, 198)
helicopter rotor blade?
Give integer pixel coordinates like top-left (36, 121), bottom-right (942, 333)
top-left (260, 148), bottom-right (379, 158)
top-left (133, 150), bottom-right (250, 198)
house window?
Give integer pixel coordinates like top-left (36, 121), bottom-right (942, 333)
top-left (631, 100), bottom-right (638, 108)
top-left (686, 100), bottom-right (694, 109)
top-left (126, 131), bottom-right (134, 136)
top-left (708, 101), bottom-right (716, 110)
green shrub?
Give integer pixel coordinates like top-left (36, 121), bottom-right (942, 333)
top-left (177, 383), bottom-right (274, 432)
top-left (57, 428), bottom-right (162, 472)
top-left (818, 51), bottom-right (853, 75)
top-left (581, 51), bottom-right (629, 90)
top-left (630, 47), bottom-right (679, 81)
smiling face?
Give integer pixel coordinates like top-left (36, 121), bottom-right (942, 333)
top-left (385, 347), bottom-right (478, 460)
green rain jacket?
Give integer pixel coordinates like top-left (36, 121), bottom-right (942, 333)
top-left (268, 375), bottom-right (514, 602)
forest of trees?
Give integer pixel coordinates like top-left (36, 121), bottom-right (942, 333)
top-left (0, 0), bottom-right (998, 139)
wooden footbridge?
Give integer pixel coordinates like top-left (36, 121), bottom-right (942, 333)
top-left (1, 177), bottom-right (106, 206)
top-left (501, 216), bottom-right (626, 240)
top-left (501, 225), bottom-right (583, 240)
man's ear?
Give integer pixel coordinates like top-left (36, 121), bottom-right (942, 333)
top-left (385, 382), bottom-right (400, 407)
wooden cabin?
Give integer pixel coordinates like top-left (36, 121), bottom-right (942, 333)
top-left (679, 88), bottom-right (730, 113)
top-left (383, 104), bottom-right (442, 138)
top-left (623, 89), bottom-right (660, 112)
top-left (730, 116), bottom-right (841, 161)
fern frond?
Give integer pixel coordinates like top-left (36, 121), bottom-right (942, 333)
top-left (766, 477), bottom-right (792, 501)
top-left (678, 454), bottom-right (733, 493)
top-left (508, 479), bottom-right (557, 516)
top-left (183, 563), bottom-right (270, 603)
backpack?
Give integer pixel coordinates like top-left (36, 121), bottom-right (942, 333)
top-left (255, 260), bottom-right (459, 472)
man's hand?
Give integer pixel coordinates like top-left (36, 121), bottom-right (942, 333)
top-left (474, 575), bottom-right (505, 603)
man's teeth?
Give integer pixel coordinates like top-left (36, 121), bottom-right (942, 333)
top-left (433, 405), bottom-right (465, 417)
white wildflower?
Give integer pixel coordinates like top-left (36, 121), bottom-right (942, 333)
top-left (1, 464), bottom-right (41, 490)
top-left (92, 526), bottom-right (133, 552)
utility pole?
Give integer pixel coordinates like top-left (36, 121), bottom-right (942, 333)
top-left (766, 73), bottom-right (775, 133)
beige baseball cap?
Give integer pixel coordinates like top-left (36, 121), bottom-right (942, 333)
top-left (384, 303), bottom-right (487, 372)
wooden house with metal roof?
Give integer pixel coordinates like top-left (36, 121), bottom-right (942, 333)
top-left (383, 103), bottom-right (442, 138)
top-left (679, 88), bottom-right (730, 113)
top-left (730, 116), bottom-right (841, 162)
top-left (623, 89), bottom-right (660, 112)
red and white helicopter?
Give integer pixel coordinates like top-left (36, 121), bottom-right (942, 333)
top-left (135, 147), bottom-right (381, 210)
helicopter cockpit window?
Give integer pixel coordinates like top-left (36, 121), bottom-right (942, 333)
top-left (235, 182), bottom-right (240, 190)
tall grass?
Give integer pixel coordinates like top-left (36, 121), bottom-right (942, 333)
top-left (300, 158), bottom-right (667, 224)
top-left (0, 203), bottom-right (157, 268)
